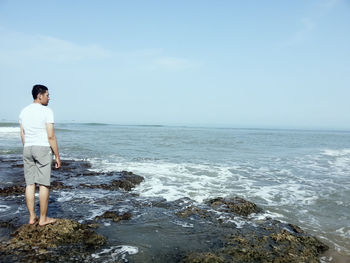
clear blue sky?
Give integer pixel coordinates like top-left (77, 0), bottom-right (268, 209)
top-left (1, 0), bottom-right (349, 129)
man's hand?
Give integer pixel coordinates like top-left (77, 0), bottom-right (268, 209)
top-left (54, 156), bottom-right (61, 169)
top-left (46, 123), bottom-right (61, 169)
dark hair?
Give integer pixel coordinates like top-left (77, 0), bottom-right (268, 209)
top-left (32, 84), bottom-right (48, 99)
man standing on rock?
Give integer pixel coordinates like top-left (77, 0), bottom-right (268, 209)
top-left (19, 84), bottom-right (61, 226)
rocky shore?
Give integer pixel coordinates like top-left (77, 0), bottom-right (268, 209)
top-left (0, 156), bottom-right (330, 262)
top-left (1, 219), bottom-right (106, 262)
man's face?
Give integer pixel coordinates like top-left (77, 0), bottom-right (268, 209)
top-left (39, 90), bottom-right (50, 106)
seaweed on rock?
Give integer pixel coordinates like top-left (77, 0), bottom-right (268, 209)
top-left (0, 219), bottom-right (106, 262)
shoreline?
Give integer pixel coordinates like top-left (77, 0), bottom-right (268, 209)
top-left (1, 156), bottom-right (348, 262)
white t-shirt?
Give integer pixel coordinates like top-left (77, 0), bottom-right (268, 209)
top-left (19, 103), bottom-right (54, 147)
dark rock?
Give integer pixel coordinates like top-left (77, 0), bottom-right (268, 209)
top-left (94, 211), bottom-right (132, 222)
top-left (50, 181), bottom-right (73, 190)
top-left (183, 252), bottom-right (225, 263)
top-left (287, 223), bottom-right (304, 234)
top-left (120, 171), bottom-right (144, 184)
top-left (206, 197), bottom-right (263, 216)
top-left (7, 219), bottom-right (106, 249)
top-left (82, 171), bottom-right (101, 176)
top-left (0, 185), bottom-right (25, 196)
top-left (109, 179), bottom-right (135, 191)
top-left (0, 220), bottom-right (16, 229)
top-left (0, 181), bottom-right (72, 196)
top-left (182, 218), bottom-right (329, 263)
top-left (221, 228), bottom-right (328, 262)
top-left (176, 206), bottom-right (210, 219)
top-left (86, 223), bottom-right (100, 229)
top-left (80, 174), bottom-right (144, 191)
top-left (59, 159), bottom-right (92, 171)
top-left (50, 159), bottom-right (94, 178)
top-left (0, 219), bottom-right (106, 261)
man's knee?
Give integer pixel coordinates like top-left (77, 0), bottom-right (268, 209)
top-left (39, 184), bottom-right (50, 190)
top-left (26, 184), bottom-right (36, 189)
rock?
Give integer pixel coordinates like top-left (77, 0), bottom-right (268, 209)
top-left (0, 218), bottom-right (107, 262)
top-left (183, 252), bottom-right (225, 263)
top-left (80, 173), bottom-right (144, 191)
top-left (109, 179), bottom-right (135, 191)
top-left (0, 181), bottom-right (72, 196)
top-left (222, 229), bottom-right (328, 262)
top-left (94, 211), bottom-right (132, 222)
top-left (120, 171), bottom-right (144, 185)
top-left (0, 219), bottom-right (106, 259)
top-left (206, 197), bottom-right (263, 216)
top-left (183, 219), bottom-right (329, 263)
top-left (176, 206), bottom-right (210, 219)
top-left (50, 181), bottom-right (73, 190)
top-left (50, 159), bottom-right (101, 179)
top-left (59, 159), bottom-right (92, 172)
top-left (0, 220), bottom-right (16, 229)
top-left (0, 185), bottom-right (25, 196)
top-left (82, 171), bottom-right (101, 176)
top-left (287, 223), bottom-right (304, 234)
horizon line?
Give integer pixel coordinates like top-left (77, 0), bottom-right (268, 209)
top-left (1, 120), bottom-right (350, 133)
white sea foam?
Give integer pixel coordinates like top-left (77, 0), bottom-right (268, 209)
top-left (322, 149), bottom-right (350, 157)
top-left (0, 127), bottom-right (20, 133)
top-left (223, 218), bottom-right (247, 228)
top-left (57, 191), bottom-right (76, 202)
top-left (56, 190), bottom-right (114, 220)
top-left (318, 149), bottom-right (350, 176)
top-left (0, 204), bottom-right (11, 212)
top-left (250, 182), bottom-right (319, 206)
top-left (336, 227), bottom-right (350, 238)
top-left (57, 189), bottom-right (113, 203)
top-left (89, 159), bottom-right (235, 203)
top-left (320, 256), bottom-right (333, 263)
top-left (0, 127), bottom-right (20, 138)
top-left (84, 155), bottom-right (332, 210)
top-left (251, 211), bottom-right (285, 221)
top-left (86, 205), bottom-right (114, 221)
top-left (91, 245), bottom-right (139, 261)
top-left (172, 219), bottom-right (194, 228)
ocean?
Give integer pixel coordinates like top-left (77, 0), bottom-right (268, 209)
top-left (0, 122), bottom-right (349, 261)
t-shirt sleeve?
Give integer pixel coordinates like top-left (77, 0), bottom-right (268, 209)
top-left (19, 110), bottom-right (23, 124)
top-left (46, 108), bottom-right (54, 123)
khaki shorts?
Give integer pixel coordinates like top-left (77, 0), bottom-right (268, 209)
top-left (23, 146), bottom-right (52, 186)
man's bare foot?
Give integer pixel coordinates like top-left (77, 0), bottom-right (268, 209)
top-left (28, 216), bottom-right (38, 225)
top-left (39, 217), bottom-right (57, 226)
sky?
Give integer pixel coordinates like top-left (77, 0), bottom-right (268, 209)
top-left (0, 0), bottom-right (349, 130)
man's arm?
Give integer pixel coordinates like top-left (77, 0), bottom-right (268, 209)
top-left (46, 123), bottom-right (61, 169)
top-left (20, 124), bottom-right (25, 146)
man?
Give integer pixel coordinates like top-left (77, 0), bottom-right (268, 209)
top-left (19, 84), bottom-right (61, 226)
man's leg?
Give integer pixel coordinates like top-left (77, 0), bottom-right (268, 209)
top-left (25, 184), bottom-right (37, 224)
top-left (38, 185), bottom-right (56, 226)
top-left (33, 147), bottom-right (56, 226)
top-left (23, 146), bottom-right (38, 224)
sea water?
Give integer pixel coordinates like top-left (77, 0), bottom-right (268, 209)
top-left (1, 122), bottom-right (349, 258)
